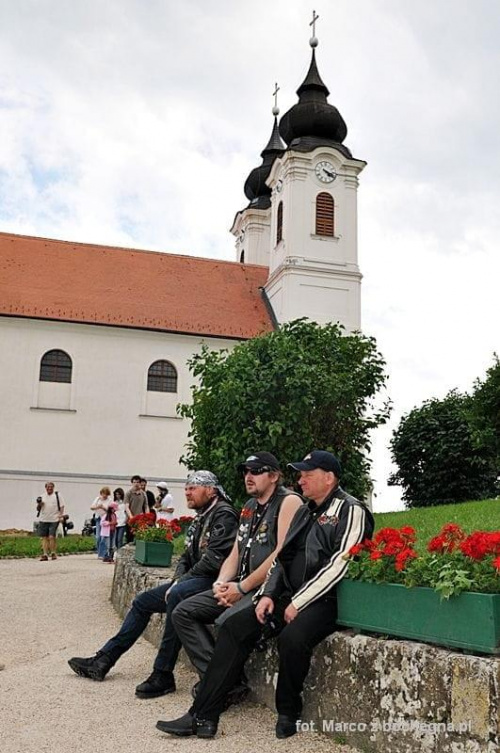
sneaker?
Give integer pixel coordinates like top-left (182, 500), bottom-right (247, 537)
top-left (68, 651), bottom-right (113, 681)
top-left (40, 555), bottom-right (48, 561)
top-left (51, 553), bottom-right (57, 560)
top-left (135, 670), bottom-right (176, 699)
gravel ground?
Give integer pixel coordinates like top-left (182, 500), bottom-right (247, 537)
top-left (0, 554), bottom-right (357, 753)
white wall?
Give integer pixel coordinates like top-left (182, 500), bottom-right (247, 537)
top-left (0, 317), bottom-right (237, 531)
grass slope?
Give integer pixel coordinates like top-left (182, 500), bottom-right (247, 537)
top-left (374, 498), bottom-right (500, 551)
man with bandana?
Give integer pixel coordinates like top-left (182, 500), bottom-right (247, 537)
top-left (68, 471), bottom-right (238, 699)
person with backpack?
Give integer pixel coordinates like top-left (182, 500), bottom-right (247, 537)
top-left (37, 481), bottom-right (65, 561)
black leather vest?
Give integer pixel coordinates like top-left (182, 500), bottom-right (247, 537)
top-left (236, 485), bottom-right (301, 577)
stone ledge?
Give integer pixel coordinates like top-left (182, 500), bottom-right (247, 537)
top-left (111, 547), bottom-right (500, 753)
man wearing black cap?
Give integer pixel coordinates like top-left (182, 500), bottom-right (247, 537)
top-left (167, 452), bottom-right (303, 713)
top-left (68, 471), bottom-right (238, 698)
top-left (157, 450), bottom-right (373, 740)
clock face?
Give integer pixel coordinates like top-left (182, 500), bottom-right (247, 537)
top-left (315, 161), bottom-right (337, 183)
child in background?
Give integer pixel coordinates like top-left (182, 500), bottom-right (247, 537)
top-left (101, 500), bottom-right (118, 563)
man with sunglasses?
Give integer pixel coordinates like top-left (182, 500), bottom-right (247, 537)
top-left (168, 452), bottom-right (303, 713)
top-left (157, 450), bottom-right (373, 739)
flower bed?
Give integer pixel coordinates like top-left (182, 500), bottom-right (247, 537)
top-left (128, 512), bottom-right (183, 567)
top-left (346, 524), bottom-right (500, 598)
top-left (337, 524), bottom-right (500, 654)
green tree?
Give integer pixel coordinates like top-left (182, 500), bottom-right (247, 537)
top-left (389, 390), bottom-right (498, 508)
top-left (178, 319), bottom-right (390, 504)
top-left (469, 355), bottom-right (500, 466)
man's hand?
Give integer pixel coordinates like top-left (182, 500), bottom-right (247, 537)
top-left (214, 582), bottom-right (242, 607)
top-left (284, 603), bottom-right (299, 624)
top-left (255, 596), bottom-right (274, 625)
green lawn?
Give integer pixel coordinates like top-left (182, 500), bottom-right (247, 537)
top-left (0, 534), bottom-right (96, 558)
top-left (373, 498), bottom-right (500, 551)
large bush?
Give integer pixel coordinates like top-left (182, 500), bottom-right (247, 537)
top-left (178, 319), bottom-right (390, 503)
top-left (389, 391), bottom-right (498, 507)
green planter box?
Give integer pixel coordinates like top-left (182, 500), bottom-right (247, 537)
top-left (135, 540), bottom-right (174, 567)
top-left (337, 580), bottom-right (500, 655)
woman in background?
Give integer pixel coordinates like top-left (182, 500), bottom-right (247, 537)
top-left (113, 488), bottom-right (128, 550)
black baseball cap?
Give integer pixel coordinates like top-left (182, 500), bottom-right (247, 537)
top-left (237, 451), bottom-right (280, 473)
top-left (288, 450), bottom-right (341, 477)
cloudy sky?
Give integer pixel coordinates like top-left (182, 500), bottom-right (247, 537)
top-left (1, 0), bottom-right (499, 511)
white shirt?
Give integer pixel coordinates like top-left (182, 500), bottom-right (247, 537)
top-left (39, 492), bottom-right (65, 523)
top-left (155, 493), bottom-right (175, 522)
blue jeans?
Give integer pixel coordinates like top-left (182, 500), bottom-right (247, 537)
top-left (100, 576), bottom-right (213, 672)
top-left (115, 526), bottom-right (126, 549)
top-left (101, 531), bottom-right (116, 559)
top-left (94, 517), bottom-right (108, 558)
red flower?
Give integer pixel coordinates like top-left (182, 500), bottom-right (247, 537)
top-left (349, 544), bottom-right (364, 556)
top-left (492, 556), bottom-right (500, 571)
top-left (370, 550), bottom-right (383, 560)
top-left (395, 548), bottom-right (418, 572)
top-left (460, 531), bottom-right (500, 561)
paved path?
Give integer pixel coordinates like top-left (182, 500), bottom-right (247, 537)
top-left (0, 554), bottom-right (356, 753)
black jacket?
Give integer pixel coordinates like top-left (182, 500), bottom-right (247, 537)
top-left (174, 498), bottom-right (239, 583)
top-left (259, 486), bottom-right (374, 611)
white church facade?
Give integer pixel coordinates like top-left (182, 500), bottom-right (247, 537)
top-left (0, 37), bottom-right (366, 530)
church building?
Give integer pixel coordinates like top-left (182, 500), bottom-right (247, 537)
top-left (0, 32), bottom-right (366, 529)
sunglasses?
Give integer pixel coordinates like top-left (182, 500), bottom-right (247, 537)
top-left (242, 466), bottom-right (273, 476)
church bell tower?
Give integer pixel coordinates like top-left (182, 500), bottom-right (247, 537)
top-left (232, 14), bottom-right (366, 333)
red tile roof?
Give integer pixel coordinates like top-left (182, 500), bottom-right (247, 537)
top-left (0, 232), bottom-right (274, 339)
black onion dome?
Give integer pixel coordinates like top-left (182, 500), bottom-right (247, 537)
top-left (279, 50), bottom-right (350, 155)
top-left (244, 117), bottom-right (285, 209)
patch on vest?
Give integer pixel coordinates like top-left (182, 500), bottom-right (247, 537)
top-left (318, 513), bottom-right (339, 526)
top-left (212, 523), bottom-right (225, 537)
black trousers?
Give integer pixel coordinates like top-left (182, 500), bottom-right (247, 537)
top-left (190, 596), bottom-right (337, 722)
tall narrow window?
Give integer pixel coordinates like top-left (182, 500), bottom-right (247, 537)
top-left (316, 192), bottom-right (335, 236)
top-left (39, 350), bottom-right (72, 383)
top-left (147, 360), bottom-right (177, 393)
top-left (276, 201), bottom-right (283, 244)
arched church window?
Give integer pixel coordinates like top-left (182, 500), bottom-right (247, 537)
top-left (147, 360), bottom-right (177, 393)
top-left (39, 349), bottom-right (72, 383)
top-left (316, 192), bottom-right (335, 237)
top-left (276, 201), bottom-right (283, 244)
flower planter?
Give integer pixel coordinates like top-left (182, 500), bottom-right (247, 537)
top-left (134, 540), bottom-right (173, 567)
top-left (337, 580), bottom-right (500, 655)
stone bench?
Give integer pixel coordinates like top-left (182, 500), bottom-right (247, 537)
top-left (111, 546), bottom-right (499, 753)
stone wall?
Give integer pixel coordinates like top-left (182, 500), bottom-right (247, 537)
top-left (111, 547), bottom-right (500, 753)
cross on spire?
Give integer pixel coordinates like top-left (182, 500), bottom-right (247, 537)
top-left (309, 10), bottom-right (319, 37)
top-left (272, 82), bottom-right (280, 115)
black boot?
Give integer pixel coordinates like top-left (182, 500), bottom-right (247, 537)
top-left (68, 651), bottom-right (113, 681)
top-left (275, 715), bottom-right (298, 739)
top-left (156, 713), bottom-right (195, 737)
top-left (194, 717), bottom-right (218, 739)
top-left (135, 670), bottom-right (176, 698)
